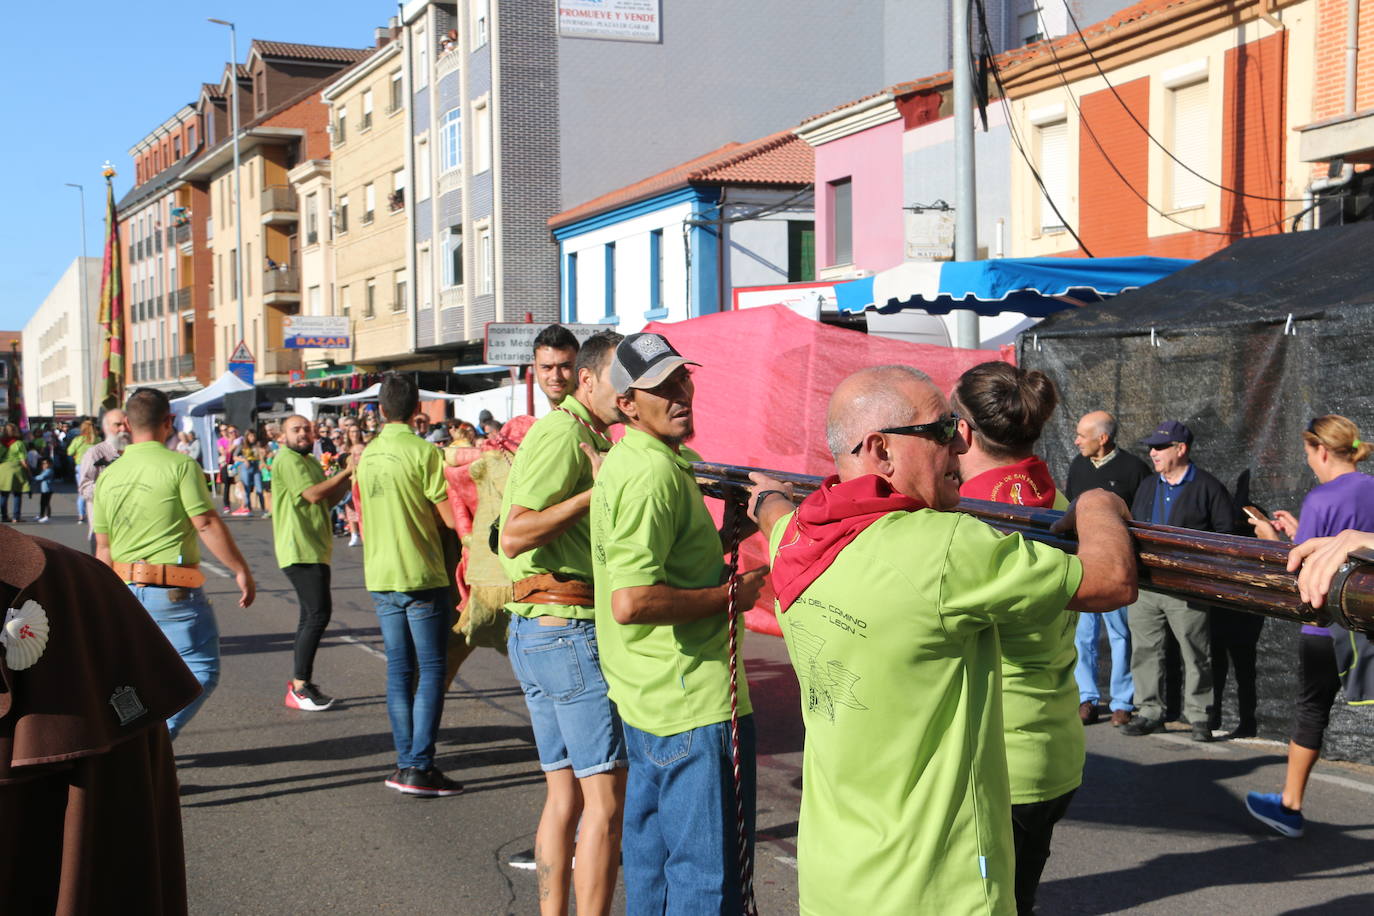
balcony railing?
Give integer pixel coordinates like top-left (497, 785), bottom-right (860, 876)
top-left (261, 185), bottom-right (298, 219)
top-left (173, 353), bottom-right (195, 377)
top-left (263, 267), bottom-right (300, 295)
top-left (174, 222), bottom-right (191, 245)
top-left (171, 287), bottom-right (192, 311)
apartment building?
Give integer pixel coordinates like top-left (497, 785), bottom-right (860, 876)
top-left (0, 331), bottom-right (20, 425)
top-left (21, 258), bottom-right (102, 417)
top-left (180, 41), bottom-right (370, 384)
top-left (317, 35), bottom-right (428, 375)
top-left (117, 104), bottom-right (208, 391)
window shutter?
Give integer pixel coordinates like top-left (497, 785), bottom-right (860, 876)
top-left (1038, 121), bottom-right (1067, 231)
top-left (1169, 81), bottom-right (1209, 210)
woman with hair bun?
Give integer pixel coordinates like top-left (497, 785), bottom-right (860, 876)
top-left (1245, 414), bottom-right (1374, 839)
top-left (951, 361), bottom-right (1081, 915)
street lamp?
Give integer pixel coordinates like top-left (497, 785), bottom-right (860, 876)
top-left (209, 17), bottom-right (246, 357)
top-left (64, 182), bottom-right (92, 413)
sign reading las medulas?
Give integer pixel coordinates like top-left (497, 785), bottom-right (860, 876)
top-left (558, 0), bottom-right (661, 42)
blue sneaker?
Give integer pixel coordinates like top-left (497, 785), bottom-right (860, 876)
top-left (1245, 792), bottom-right (1304, 838)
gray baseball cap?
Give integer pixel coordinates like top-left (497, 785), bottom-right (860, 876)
top-left (609, 333), bottom-right (700, 394)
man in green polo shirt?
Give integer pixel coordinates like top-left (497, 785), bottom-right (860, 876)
top-left (747, 365), bottom-right (1137, 916)
top-left (272, 414), bottom-right (358, 713)
top-left (355, 373), bottom-right (462, 798)
top-left (590, 332), bottom-right (767, 914)
top-left (94, 387), bottom-right (255, 740)
top-left (498, 330), bottom-right (625, 916)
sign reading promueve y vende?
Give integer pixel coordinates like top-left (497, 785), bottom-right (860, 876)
top-left (558, 0), bottom-right (661, 42)
top-left (283, 316), bottom-right (351, 350)
top-left (484, 322), bottom-right (606, 366)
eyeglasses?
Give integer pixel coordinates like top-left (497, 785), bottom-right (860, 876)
top-left (850, 414), bottom-right (963, 455)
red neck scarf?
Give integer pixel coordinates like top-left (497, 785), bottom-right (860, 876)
top-left (959, 455), bottom-right (1057, 508)
top-left (771, 474), bottom-right (926, 613)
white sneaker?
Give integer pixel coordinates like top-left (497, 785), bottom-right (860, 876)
top-left (348, 533), bottom-right (360, 547)
top-left (284, 681), bottom-right (336, 711)
top-left (37, 517), bottom-right (49, 523)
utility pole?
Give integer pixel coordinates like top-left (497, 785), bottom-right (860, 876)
top-left (952, 0), bottom-right (981, 349)
top-left (210, 18), bottom-right (247, 354)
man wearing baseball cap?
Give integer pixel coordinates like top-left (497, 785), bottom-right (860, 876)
top-left (1122, 420), bottom-right (1235, 741)
top-left (590, 332), bottom-right (768, 913)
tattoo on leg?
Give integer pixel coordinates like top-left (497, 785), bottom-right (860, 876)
top-left (535, 845), bottom-right (552, 902)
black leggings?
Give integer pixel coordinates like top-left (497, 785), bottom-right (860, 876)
top-left (283, 563), bottom-right (333, 683)
top-left (39, 492), bottom-right (51, 518)
top-left (1011, 789), bottom-right (1076, 915)
top-left (1293, 632), bottom-right (1342, 751)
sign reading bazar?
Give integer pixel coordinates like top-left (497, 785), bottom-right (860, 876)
top-left (283, 316), bottom-right (351, 350)
top-left (484, 322), bottom-right (607, 366)
top-left (558, 0), bottom-right (661, 42)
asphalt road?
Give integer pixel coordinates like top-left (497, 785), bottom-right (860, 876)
top-left (20, 485), bottom-right (1374, 914)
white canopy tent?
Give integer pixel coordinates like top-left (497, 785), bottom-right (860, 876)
top-left (296, 381), bottom-right (547, 426)
top-left (169, 371), bottom-right (255, 474)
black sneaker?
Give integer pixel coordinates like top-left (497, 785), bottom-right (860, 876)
top-left (507, 849), bottom-right (537, 870)
top-left (1121, 715), bottom-right (1164, 737)
top-left (384, 768), bottom-right (408, 792)
top-left (391, 766), bottom-right (464, 797)
top-left (1190, 722), bottom-right (1214, 742)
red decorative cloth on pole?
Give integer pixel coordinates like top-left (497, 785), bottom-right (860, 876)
top-left (97, 168), bottom-right (125, 410)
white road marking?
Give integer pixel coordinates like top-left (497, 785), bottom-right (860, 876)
top-left (200, 560), bottom-right (231, 578)
top-left (336, 633), bottom-right (387, 660)
top-left (1311, 771), bottom-right (1374, 796)
top-left (1156, 733), bottom-right (1232, 754)
top-left (774, 855), bottom-right (797, 869)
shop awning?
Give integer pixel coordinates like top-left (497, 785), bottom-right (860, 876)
top-left (833, 256), bottom-right (1193, 317)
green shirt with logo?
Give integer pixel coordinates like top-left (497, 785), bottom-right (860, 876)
top-left (768, 508), bottom-right (1082, 916)
top-left (590, 427), bottom-right (747, 737)
top-left (93, 441), bottom-right (215, 565)
top-left (499, 397), bottom-right (611, 621)
top-left (270, 446), bottom-right (333, 569)
top-left (355, 423), bottom-right (449, 592)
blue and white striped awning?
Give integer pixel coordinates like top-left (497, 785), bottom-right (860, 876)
top-left (833, 256), bottom-right (1193, 318)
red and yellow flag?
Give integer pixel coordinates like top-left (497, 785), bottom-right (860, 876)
top-left (98, 166), bottom-right (125, 410)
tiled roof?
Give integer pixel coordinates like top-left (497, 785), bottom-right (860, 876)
top-left (250, 41), bottom-right (373, 64)
top-left (201, 82), bottom-right (223, 99)
top-left (550, 130), bottom-right (813, 229)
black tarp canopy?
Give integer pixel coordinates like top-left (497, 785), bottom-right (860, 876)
top-left (1019, 222), bottom-right (1374, 763)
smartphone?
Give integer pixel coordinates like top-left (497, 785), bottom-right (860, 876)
top-left (1241, 506), bottom-right (1267, 523)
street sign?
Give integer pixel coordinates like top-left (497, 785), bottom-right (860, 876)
top-left (228, 340), bottom-right (256, 364)
top-left (484, 322), bottom-right (607, 366)
top-left (284, 316), bottom-right (351, 350)
top-left (228, 340), bottom-right (255, 385)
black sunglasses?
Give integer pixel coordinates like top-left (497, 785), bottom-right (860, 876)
top-left (850, 414), bottom-right (963, 455)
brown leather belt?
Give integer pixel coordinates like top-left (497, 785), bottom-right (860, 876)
top-left (513, 573), bottom-right (594, 608)
top-left (114, 561), bottom-right (206, 589)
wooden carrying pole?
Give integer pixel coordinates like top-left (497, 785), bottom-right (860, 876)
top-left (691, 462), bottom-right (1374, 635)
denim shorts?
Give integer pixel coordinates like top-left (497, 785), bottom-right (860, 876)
top-left (507, 613), bottom-right (626, 778)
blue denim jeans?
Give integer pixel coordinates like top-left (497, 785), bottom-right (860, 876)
top-left (372, 589), bottom-right (450, 770)
top-left (128, 584), bottom-right (219, 739)
top-left (507, 614), bottom-right (625, 777)
top-left (2, 487), bottom-right (21, 521)
top-left (1075, 607), bottom-right (1135, 712)
top-left (622, 715), bottom-right (756, 916)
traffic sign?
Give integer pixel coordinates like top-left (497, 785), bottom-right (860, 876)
top-left (484, 322), bottom-right (607, 366)
top-left (228, 340), bottom-right (256, 363)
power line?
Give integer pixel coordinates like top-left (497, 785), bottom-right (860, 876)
top-left (1053, 1), bottom-right (1307, 205)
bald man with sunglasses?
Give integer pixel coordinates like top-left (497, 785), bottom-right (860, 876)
top-left (748, 365), bottom-right (1136, 916)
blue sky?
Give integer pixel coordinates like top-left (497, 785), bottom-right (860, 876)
top-left (0, 0), bottom-right (390, 332)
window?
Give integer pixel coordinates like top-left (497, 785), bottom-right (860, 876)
top-left (393, 269), bottom-right (407, 312)
top-left (444, 225), bottom-right (464, 287)
top-left (390, 167), bottom-right (406, 211)
top-left (245, 243), bottom-right (251, 295)
top-left (478, 227), bottom-right (493, 294)
top-left (364, 278), bottom-right (376, 318)
top-left (788, 220), bottom-right (816, 282)
top-left (829, 178), bottom-right (853, 265)
top-left (1168, 79), bottom-right (1209, 210)
top-left (1019, 10), bottom-right (1044, 44)
top-left (337, 194), bottom-right (349, 232)
top-left (187, 124), bottom-right (196, 150)
top-left (1036, 120), bottom-right (1068, 231)
top-left (473, 101), bottom-right (491, 174)
top-left (474, 0), bottom-right (489, 47)
top-left (414, 27), bottom-right (428, 88)
top-left (360, 89), bottom-right (374, 131)
top-left (230, 248), bottom-right (238, 298)
top-left (173, 136), bottom-right (182, 160)
top-left (389, 69), bottom-right (403, 112)
top-left (340, 285), bottom-right (351, 318)
top-left (363, 183), bottom-right (375, 224)
top-left (566, 252), bottom-right (578, 321)
top-left (306, 192), bottom-right (319, 245)
top-left (216, 254), bottom-right (223, 304)
top-left (648, 229), bottom-right (664, 313)
top-left (440, 108), bottom-right (462, 172)
top-left (336, 106), bottom-right (347, 143)
top-left (416, 140), bottom-right (432, 200)
top-left (308, 285), bottom-right (321, 316)
top-left (603, 242), bottom-right (616, 318)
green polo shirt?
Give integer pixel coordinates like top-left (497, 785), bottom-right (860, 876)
top-left (499, 397), bottom-right (611, 621)
top-left (769, 508), bottom-right (1082, 916)
top-left (590, 427), bottom-right (746, 737)
top-left (93, 441), bottom-right (215, 565)
top-left (270, 446), bottom-right (333, 569)
top-left (355, 422), bottom-right (449, 592)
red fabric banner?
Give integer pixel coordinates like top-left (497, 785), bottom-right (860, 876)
top-left (98, 174), bottom-right (125, 411)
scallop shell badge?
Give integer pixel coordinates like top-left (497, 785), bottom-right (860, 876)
top-left (2, 600), bottom-right (49, 671)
